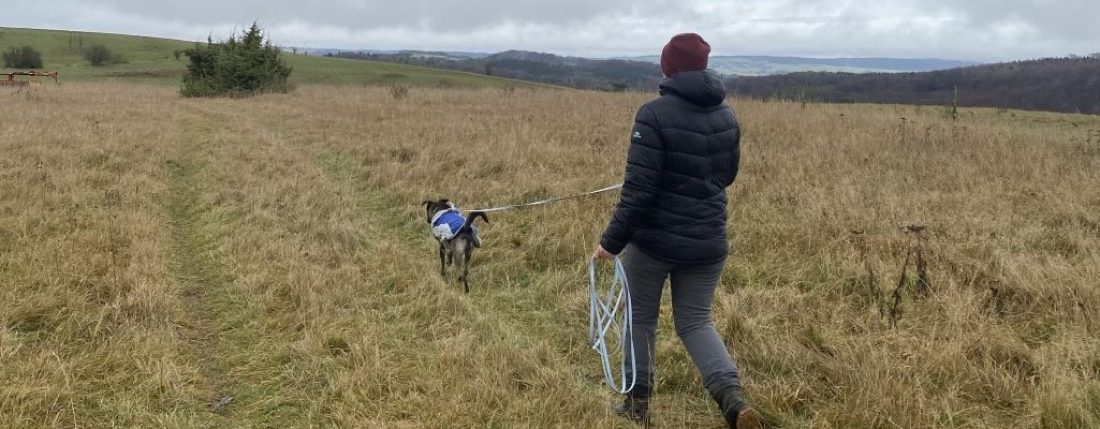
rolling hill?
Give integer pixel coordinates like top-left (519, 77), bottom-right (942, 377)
top-left (327, 49), bottom-right (661, 91)
top-left (0, 27), bottom-right (538, 88)
top-left (328, 49), bottom-right (979, 91)
top-left (627, 55), bottom-right (976, 76)
top-left (727, 57), bottom-right (1100, 115)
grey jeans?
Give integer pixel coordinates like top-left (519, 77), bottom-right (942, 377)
top-left (621, 244), bottom-right (741, 395)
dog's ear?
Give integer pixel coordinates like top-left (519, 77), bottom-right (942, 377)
top-left (422, 200), bottom-right (436, 224)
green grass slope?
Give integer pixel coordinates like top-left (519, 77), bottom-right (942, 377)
top-left (0, 27), bottom-right (537, 88)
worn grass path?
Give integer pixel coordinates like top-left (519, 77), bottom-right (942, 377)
top-left (161, 104), bottom-right (324, 428)
top-left (165, 157), bottom-right (237, 420)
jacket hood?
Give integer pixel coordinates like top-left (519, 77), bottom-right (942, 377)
top-left (658, 69), bottom-right (727, 107)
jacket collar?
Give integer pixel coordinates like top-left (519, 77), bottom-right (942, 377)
top-left (658, 69), bottom-right (727, 107)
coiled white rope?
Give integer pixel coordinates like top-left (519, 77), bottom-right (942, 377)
top-left (588, 256), bottom-right (637, 394)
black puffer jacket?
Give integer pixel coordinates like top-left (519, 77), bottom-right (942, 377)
top-left (600, 69), bottom-right (741, 265)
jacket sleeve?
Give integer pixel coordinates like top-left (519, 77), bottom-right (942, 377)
top-left (600, 105), bottom-right (664, 255)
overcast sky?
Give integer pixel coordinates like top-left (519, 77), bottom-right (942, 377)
top-left (3, 0), bottom-right (1096, 61)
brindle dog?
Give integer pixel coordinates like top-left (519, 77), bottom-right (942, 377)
top-left (422, 199), bottom-right (489, 293)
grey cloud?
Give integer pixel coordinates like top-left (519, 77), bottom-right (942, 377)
top-left (924, 0), bottom-right (1096, 39)
top-left (1, 0), bottom-right (1096, 61)
top-left (94, 0), bottom-right (677, 32)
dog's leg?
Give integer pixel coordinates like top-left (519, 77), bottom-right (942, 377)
top-left (461, 246), bottom-right (473, 294)
top-left (454, 239), bottom-right (470, 294)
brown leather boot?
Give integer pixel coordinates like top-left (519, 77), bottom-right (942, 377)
top-left (710, 385), bottom-right (763, 429)
top-left (611, 384), bottom-right (651, 426)
top-left (732, 406), bottom-right (763, 429)
top-left (611, 394), bottom-right (650, 425)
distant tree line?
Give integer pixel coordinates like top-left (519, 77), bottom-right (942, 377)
top-left (726, 57), bottom-right (1100, 115)
top-left (327, 50), bottom-right (661, 91)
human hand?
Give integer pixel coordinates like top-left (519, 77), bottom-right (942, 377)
top-left (592, 244), bottom-right (616, 261)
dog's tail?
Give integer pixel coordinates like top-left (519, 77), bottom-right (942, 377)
top-left (460, 211), bottom-right (489, 233)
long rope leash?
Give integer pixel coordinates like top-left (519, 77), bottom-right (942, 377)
top-left (588, 256), bottom-right (637, 394)
top-left (466, 183), bottom-right (623, 213)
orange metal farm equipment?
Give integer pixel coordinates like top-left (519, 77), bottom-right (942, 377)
top-left (1, 71), bottom-right (60, 88)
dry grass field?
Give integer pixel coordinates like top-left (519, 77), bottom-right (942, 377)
top-left (1, 83), bottom-right (1099, 428)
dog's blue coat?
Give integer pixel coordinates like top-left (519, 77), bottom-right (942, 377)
top-left (432, 209), bottom-right (465, 240)
top-left (432, 209), bottom-right (480, 245)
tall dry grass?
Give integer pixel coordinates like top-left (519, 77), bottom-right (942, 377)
top-left (1, 83), bottom-right (1098, 428)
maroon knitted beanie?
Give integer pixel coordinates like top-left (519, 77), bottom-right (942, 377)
top-left (661, 33), bottom-right (711, 77)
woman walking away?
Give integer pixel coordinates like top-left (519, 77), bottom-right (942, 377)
top-left (593, 33), bottom-right (761, 429)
